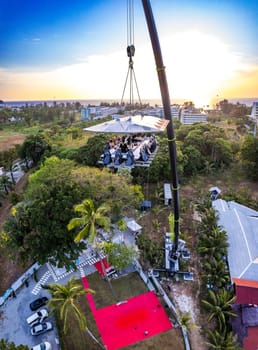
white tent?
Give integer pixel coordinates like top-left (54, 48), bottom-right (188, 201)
top-left (84, 115), bottom-right (169, 134)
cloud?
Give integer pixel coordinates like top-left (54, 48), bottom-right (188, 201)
top-left (0, 30), bottom-right (257, 104)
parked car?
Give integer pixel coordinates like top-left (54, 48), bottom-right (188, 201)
top-left (26, 308), bottom-right (48, 326)
top-left (30, 297), bottom-right (48, 311)
top-left (31, 342), bottom-right (52, 350)
top-left (31, 322), bottom-right (53, 336)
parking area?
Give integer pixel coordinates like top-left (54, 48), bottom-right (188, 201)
top-left (0, 265), bottom-right (61, 350)
top-left (0, 229), bottom-right (137, 349)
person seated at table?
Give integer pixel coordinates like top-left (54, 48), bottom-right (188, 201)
top-left (114, 148), bottom-right (123, 165)
top-left (126, 135), bottom-right (132, 146)
top-left (109, 139), bottom-right (115, 148)
top-left (125, 149), bottom-right (134, 166)
top-left (150, 138), bottom-right (157, 153)
top-left (139, 145), bottom-right (148, 162)
top-left (120, 141), bottom-right (128, 153)
top-left (103, 148), bottom-right (111, 165)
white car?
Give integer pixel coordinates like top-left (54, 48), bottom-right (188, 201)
top-left (31, 321), bottom-right (53, 336)
top-left (31, 342), bottom-right (52, 350)
top-left (26, 308), bottom-right (48, 326)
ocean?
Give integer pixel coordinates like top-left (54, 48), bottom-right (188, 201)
top-left (3, 97), bottom-right (258, 108)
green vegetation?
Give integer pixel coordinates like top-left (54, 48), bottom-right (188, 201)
top-left (2, 157), bottom-right (142, 268)
top-left (0, 340), bottom-right (29, 350)
top-left (0, 100), bottom-right (256, 349)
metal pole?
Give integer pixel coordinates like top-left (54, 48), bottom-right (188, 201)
top-left (141, 0), bottom-right (180, 261)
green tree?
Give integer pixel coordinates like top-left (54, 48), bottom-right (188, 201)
top-left (2, 158), bottom-right (85, 268)
top-left (198, 227), bottom-right (228, 260)
top-left (202, 289), bottom-right (236, 331)
top-left (178, 311), bottom-right (196, 332)
top-left (205, 329), bottom-right (242, 350)
top-left (202, 257), bottom-right (230, 290)
top-left (2, 157), bottom-right (142, 268)
top-left (102, 242), bottom-right (137, 270)
top-left (0, 340), bottom-right (29, 350)
top-left (44, 277), bottom-right (104, 349)
top-left (67, 198), bottom-right (110, 243)
top-left (18, 133), bottom-right (51, 165)
top-left (182, 145), bottom-right (205, 176)
top-left (0, 175), bottom-right (13, 195)
top-left (67, 198), bottom-right (119, 301)
top-left (76, 134), bottom-right (107, 166)
top-left (240, 135), bottom-right (258, 180)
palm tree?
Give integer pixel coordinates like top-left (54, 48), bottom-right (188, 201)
top-left (202, 289), bottom-right (236, 331)
top-left (178, 311), bottom-right (196, 332)
top-left (202, 257), bottom-right (230, 290)
top-left (67, 198), bottom-right (110, 243)
top-left (198, 227), bottom-right (228, 259)
top-left (44, 277), bottom-right (104, 349)
top-left (205, 329), bottom-right (242, 350)
top-left (67, 198), bottom-right (119, 301)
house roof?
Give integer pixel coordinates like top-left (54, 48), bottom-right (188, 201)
top-left (212, 199), bottom-right (258, 282)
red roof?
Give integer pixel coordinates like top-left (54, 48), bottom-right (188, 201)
top-left (234, 278), bottom-right (258, 289)
top-left (243, 326), bottom-right (258, 350)
top-left (233, 278), bottom-right (258, 305)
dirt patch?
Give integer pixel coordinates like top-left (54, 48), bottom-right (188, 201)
top-left (169, 282), bottom-right (208, 350)
top-left (0, 133), bottom-right (26, 152)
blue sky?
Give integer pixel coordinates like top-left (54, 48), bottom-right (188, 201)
top-left (1, 0), bottom-right (258, 105)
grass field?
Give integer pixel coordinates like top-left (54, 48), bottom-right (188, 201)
top-left (57, 272), bottom-right (185, 350)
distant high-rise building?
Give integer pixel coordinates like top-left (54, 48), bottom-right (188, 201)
top-left (180, 107), bottom-right (207, 125)
top-left (250, 101), bottom-right (258, 136)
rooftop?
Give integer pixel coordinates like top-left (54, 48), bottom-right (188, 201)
top-left (212, 199), bottom-right (258, 282)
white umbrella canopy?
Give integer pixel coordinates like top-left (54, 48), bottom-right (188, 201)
top-left (83, 115), bottom-right (169, 134)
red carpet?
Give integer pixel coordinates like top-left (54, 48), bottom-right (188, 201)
top-left (82, 277), bottom-right (173, 350)
top-left (94, 258), bottom-right (111, 276)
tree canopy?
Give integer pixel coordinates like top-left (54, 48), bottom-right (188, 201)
top-left (0, 340), bottom-right (28, 350)
top-left (2, 156), bottom-right (143, 268)
top-left (240, 135), bottom-right (258, 180)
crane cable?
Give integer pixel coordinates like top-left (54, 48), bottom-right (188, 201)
top-left (121, 0), bottom-right (142, 109)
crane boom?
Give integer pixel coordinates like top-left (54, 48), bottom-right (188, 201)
top-left (141, 0), bottom-right (180, 265)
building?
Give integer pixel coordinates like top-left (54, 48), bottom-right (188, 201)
top-left (180, 107), bottom-right (207, 125)
top-left (81, 106), bottom-right (119, 120)
top-left (248, 101), bottom-right (258, 136)
top-left (212, 199), bottom-right (258, 350)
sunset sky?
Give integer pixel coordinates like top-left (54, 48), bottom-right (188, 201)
top-left (1, 0), bottom-right (257, 106)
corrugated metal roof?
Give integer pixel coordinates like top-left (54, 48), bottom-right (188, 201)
top-left (212, 199), bottom-right (258, 282)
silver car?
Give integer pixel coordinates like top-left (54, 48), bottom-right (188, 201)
top-left (31, 342), bottom-right (52, 350)
top-left (31, 322), bottom-right (53, 336)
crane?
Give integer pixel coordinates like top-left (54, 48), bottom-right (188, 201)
top-left (141, 0), bottom-right (180, 271)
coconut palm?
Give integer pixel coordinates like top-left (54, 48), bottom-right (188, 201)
top-left (198, 207), bottom-right (218, 234)
top-left (44, 277), bottom-right (104, 349)
top-left (202, 258), bottom-right (230, 290)
top-left (198, 227), bottom-right (228, 259)
top-left (178, 311), bottom-right (196, 332)
top-left (205, 329), bottom-right (242, 350)
top-left (67, 198), bottom-right (119, 301)
top-left (202, 289), bottom-right (236, 331)
top-left (67, 198), bottom-right (110, 243)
